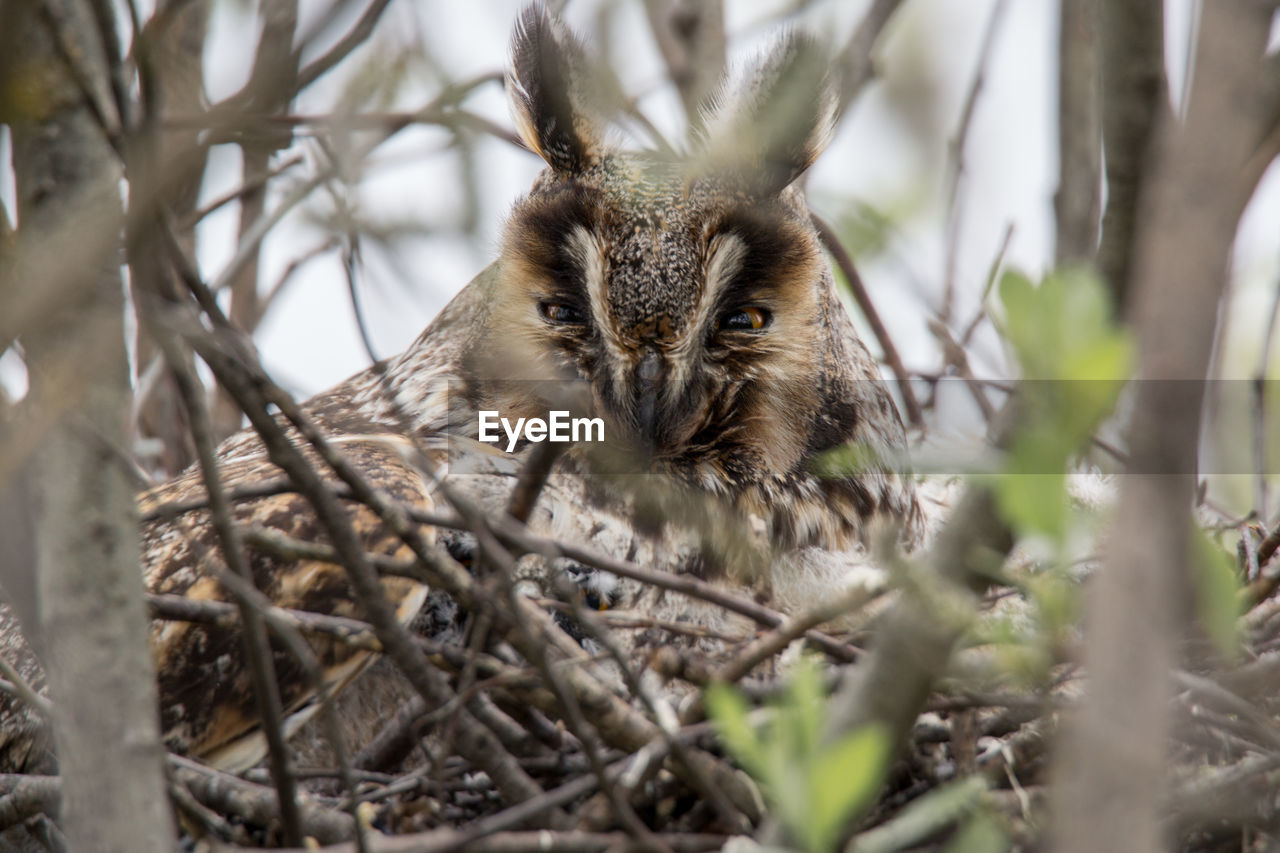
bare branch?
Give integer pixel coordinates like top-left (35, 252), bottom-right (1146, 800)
top-left (643, 0), bottom-right (725, 124)
top-left (942, 0), bottom-right (1010, 323)
top-left (1049, 4), bottom-right (1280, 850)
top-left (1096, 0), bottom-right (1167, 316)
top-left (9, 2), bottom-right (176, 848)
top-left (812, 213), bottom-right (925, 429)
top-left (1054, 0), bottom-right (1102, 266)
top-left (832, 0), bottom-right (905, 119)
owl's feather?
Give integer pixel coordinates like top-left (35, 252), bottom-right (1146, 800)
top-left (137, 435), bottom-right (434, 769)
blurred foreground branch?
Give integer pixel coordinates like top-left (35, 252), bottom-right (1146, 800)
top-left (5, 1), bottom-right (175, 849)
top-left (1049, 3), bottom-right (1280, 851)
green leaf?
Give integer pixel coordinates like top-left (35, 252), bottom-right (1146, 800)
top-left (1191, 529), bottom-right (1243, 658)
top-left (705, 682), bottom-right (764, 777)
top-left (992, 470), bottom-right (1067, 538)
top-left (946, 809), bottom-right (1009, 853)
top-left (990, 266), bottom-right (1132, 540)
top-left (850, 777), bottom-right (989, 853)
top-left (808, 725), bottom-right (892, 853)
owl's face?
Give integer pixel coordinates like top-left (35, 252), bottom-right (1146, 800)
top-left (495, 155), bottom-right (834, 484)
top-left (460, 6), bottom-right (905, 513)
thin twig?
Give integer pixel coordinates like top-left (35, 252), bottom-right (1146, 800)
top-left (0, 655), bottom-right (52, 720)
top-left (147, 304), bottom-right (306, 847)
top-left (941, 0), bottom-right (1011, 323)
top-left (833, 0), bottom-right (905, 118)
top-left (294, 0), bottom-right (396, 92)
top-left (959, 221), bottom-right (1015, 347)
top-left (811, 212), bottom-right (924, 429)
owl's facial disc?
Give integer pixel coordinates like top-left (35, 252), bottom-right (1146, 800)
top-left (499, 160), bottom-right (830, 476)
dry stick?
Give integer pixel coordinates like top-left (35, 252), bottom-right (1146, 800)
top-left (409, 475), bottom-right (763, 823)
top-left (147, 478), bottom-right (859, 662)
top-left (479, 511), bottom-right (861, 664)
top-left (0, 653), bottom-right (52, 721)
top-left (1053, 0), bottom-right (1101, 266)
top-left (341, 234), bottom-right (380, 364)
top-left (1096, 0), bottom-right (1167, 317)
top-left (1241, 518), bottom-right (1280, 609)
top-left (642, 0), bottom-right (726, 122)
top-left (38, 0), bottom-right (122, 141)
top-left (1172, 670), bottom-right (1280, 752)
top-left (160, 234), bottom-right (555, 813)
top-left (179, 272), bottom-right (756, 826)
top-left (959, 221), bottom-right (1015, 348)
top-left (2, 758), bottom-right (357, 844)
top-left (85, 0), bottom-right (131, 131)
top-left (146, 307), bottom-right (305, 848)
top-left (464, 508), bottom-right (664, 850)
top-left (249, 830), bottom-right (728, 853)
top-left (926, 318), bottom-right (997, 424)
top-left (243, 524), bottom-right (420, 579)
top-left (148, 592), bottom-right (383, 652)
top-left (714, 582), bottom-right (882, 686)
top-left (833, 0), bottom-right (905, 118)
top-left (170, 755), bottom-right (354, 845)
top-left (506, 441), bottom-right (566, 525)
top-left (448, 757), bottom-right (634, 846)
top-left (941, 0), bottom-right (1010, 324)
top-left (811, 213), bottom-right (924, 429)
top-left (294, 0), bottom-right (395, 92)
top-left (184, 324), bottom-right (554, 815)
top-left (561, 587), bottom-right (750, 835)
top-left (181, 153), bottom-right (306, 229)
top-left (167, 777), bottom-right (237, 842)
top-left (0, 775), bottom-right (60, 830)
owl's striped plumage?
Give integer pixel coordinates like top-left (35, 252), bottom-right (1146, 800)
top-left (0, 4), bottom-right (920, 779)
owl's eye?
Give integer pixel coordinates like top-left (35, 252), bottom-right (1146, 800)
top-left (539, 301), bottom-right (588, 326)
top-left (718, 306), bottom-right (771, 331)
top-left (581, 589), bottom-right (610, 611)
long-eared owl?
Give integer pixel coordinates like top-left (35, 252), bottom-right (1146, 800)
top-left (0, 3), bottom-right (920, 778)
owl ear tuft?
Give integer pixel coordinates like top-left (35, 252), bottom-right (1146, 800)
top-left (507, 4), bottom-right (604, 174)
top-left (697, 33), bottom-right (836, 195)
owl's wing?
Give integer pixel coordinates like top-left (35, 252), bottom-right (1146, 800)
top-left (140, 434), bottom-right (434, 771)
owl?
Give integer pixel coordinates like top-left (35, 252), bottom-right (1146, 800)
top-left (0, 3), bottom-right (920, 792)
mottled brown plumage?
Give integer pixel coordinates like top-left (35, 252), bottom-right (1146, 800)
top-left (0, 3), bottom-right (921, 777)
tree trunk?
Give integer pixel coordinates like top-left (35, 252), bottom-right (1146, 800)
top-left (5, 2), bottom-right (175, 849)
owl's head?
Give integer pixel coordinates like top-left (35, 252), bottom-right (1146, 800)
top-left (472, 5), bottom-right (904, 501)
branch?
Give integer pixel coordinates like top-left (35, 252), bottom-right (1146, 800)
top-left (642, 0), bottom-right (726, 123)
top-left (832, 0), bottom-right (905, 119)
top-left (1048, 3), bottom-right (1280, 849)
top-left (1095, 0), bottom-right (1167, 316)
top-left (812, 213), bottom-right (924, 428)
top-left (1053, 0), bottom-right (1102, 265)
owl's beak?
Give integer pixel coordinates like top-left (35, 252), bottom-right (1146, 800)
top-left (634, 349), bottom-right (663, 448)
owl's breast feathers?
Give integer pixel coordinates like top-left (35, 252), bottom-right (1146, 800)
top-left (138, 433), bottom-right (435, 769)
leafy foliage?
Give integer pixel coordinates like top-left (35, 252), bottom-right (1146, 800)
top-left (705, 662), bottom-right (892, 853)
top-left (991, 267), bottom-right (1132, 540)
top-left (1191, 527), bottom-right (1244, 657)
